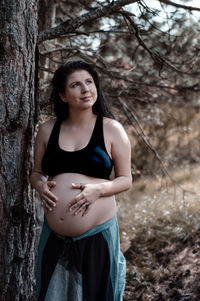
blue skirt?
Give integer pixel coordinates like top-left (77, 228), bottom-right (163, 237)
top-left (36, 214), bottom-right (126, 301)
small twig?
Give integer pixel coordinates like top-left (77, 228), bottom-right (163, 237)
top-left (159, 0), bottom-right (200, 12)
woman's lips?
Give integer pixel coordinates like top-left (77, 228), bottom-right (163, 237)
top-left (81, 96), bottom-right (91, 101)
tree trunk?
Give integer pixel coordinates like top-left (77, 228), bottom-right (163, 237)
top-left (38, 0), bottom-right (57, 83)
top-left (0, 1), bottom-right (38, 300)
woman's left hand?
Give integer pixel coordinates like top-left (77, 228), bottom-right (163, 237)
top-left (67, 183), bottom-right (101, 216)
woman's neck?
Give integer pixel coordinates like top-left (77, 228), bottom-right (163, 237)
top-left (66, 109), bottom-right (96, 126)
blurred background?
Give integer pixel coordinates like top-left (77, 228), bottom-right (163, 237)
top-left (36, 1), bottom-right (200, 300)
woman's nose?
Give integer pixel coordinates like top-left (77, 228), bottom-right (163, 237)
top-left (81, 83), bottom-right (89, 92)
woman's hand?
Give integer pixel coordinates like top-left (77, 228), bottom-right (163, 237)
top-left (68, 183), bottom-right (101, 216)
top-left (38, 181), bottom-right (58, 212)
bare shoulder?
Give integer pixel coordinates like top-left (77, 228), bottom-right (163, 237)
top-left (103, 117), bottom-right (127, 136)
top-left (39, 118), bottom-right (56, 132)
top-left (36, 118), bottom-right (57, 145)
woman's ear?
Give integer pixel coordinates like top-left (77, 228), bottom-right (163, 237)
top-left (59, 93), bottom-right (67, 103)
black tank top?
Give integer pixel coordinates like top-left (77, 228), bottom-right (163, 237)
top-left (41, 115), bottom-right (113, 180)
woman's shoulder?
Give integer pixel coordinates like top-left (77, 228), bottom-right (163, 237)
top-left (39, 118), bottom-right (57, 132)
top-left (103, 117), bottom-right (125, 134)
top-left (103, 116), bottom-right (130, 144)
top-left (36, 118), bottom-right (57, 144)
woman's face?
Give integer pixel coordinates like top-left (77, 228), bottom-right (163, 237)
top-left (60, 69), bottom-right (98, 110)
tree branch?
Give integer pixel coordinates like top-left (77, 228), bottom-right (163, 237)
top-left (38, 0), bottom-right (138, 42)
top-left (120, 10), bottom-right (200, 75)
top-left (159, 0), bottom-right (200, 12)
top-left (39, 46), bottom-right (200, 93)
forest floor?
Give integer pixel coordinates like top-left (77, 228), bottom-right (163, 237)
top-left (117, 163), bottom-right (200, 301)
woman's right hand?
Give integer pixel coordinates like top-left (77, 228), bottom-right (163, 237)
top-left (38, 181), bottom-right (58, 212)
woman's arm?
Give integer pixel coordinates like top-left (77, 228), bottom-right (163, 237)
top-left (30, 121), bottom-right (58, 211)
top-left (99, 118), bottom-right (132, 196)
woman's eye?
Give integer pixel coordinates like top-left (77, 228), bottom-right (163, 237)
top-left (72, 80), bottom-right (92, 88)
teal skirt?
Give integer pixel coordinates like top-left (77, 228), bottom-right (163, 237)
top-left (36, 214), bottom-right (126, 300)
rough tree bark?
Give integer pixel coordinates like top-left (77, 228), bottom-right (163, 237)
top-left (0, 1), bottom-right (38, 300)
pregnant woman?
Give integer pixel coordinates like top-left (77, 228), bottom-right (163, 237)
top-left (30, 60), bottom-right (132, 301)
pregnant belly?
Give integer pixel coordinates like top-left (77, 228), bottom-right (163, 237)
top-left (44, 173), bottom-right (117, 236)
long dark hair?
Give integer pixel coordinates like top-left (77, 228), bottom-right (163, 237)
top-left (50, 60), bottom-right (115, 121)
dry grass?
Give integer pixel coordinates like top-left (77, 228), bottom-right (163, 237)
top-left (117, 163), bottom-right (200, 301)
